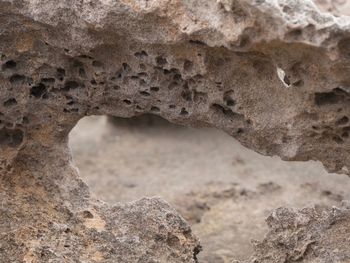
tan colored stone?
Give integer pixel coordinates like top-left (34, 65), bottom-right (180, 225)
top-left (1, 0), bottom-right (350, 262)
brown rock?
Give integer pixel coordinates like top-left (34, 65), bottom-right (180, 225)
top-left (1, 0), bottom-right (350, 262)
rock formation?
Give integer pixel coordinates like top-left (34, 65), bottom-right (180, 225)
top-left (0, 0), bottom-right (349, 262)
top-left (315, 0), bottom-right (350, 16)
top-left (244, 203), bottom-right (350, 263)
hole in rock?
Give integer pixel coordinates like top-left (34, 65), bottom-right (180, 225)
top-left (139, 91), bottom-right (150, 97)
top-left (56, 68), bottom-right (66, 81)
top-left (155, 56), bottom-right (167, 66)
top-left (30, 83), bottom-right (47, 98)
top-left (0, 127), bottom-right (24, 147)
top-left (183, 60), bottom-right (193, 71)
top-left (92, 60), bottom-right (104, 69)
top-left (69, 115), bottom-right (350, 262)
top-left (134, 50), bottom-right (148, 59)
top-left (2, 60), bottom-right (17, 70)
top-left (336, 116), bottom-right (349, 125)
top-left (150, 86), bottom-right (160, 92)
top-left (64, 81), bottom-right (80, 91)
top-left (315, 91), bottom-right (342, 106)
top-left (276, 67), bottom-right (290, 87)
top-left (9, 74), bottom-right (25, 84)
top-left (3, 98), bottom-right (17, 107)
top-left (150, 106), bottom-right (160, 113)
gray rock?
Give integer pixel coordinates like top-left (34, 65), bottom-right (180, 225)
top-left (244, 204), bottom-right (350, 263)
top-left (0, 0), bottom-right (350, 262)
top-left (1, 0), bottom-right (349, 174)
top-left (0, 143), bottom-right (200, 262)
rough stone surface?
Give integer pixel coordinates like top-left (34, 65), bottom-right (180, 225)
top-left (1, 0), bottom-right (350, 174)
top-left (0, 143), bottom-right (200, 263)
top-left (243, 203), bottom-right (350, 263)
top-left (1, 0), bottom-right (350, 262)
top-left (72, 115), bottom-right (350, 263)
top-left (314, 0), bottom-right (350, 16)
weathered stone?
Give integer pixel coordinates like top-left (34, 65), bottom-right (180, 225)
top-left (0, 0), bottom-right (350, 262)
top-left (314, 0), bottom-right (350, 16)
top-left (243, 203), bottom-right (350, 263)
top-left (1, 0), bottom-right (350, 174)
top-left (0, 143), bottom-right (200, 262)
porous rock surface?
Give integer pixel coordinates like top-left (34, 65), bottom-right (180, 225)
top-left (0, 143), bottom-right (200, 263)
top-left (243, 203), bottom-right (350, 263)
top-left (314, 0), bottom-right (350, 16)
top-left (0, 0), bottom-right (350, 262)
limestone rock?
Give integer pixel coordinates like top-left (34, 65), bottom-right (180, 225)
top-left (244, 203), bottom-right (350, 263)
top-left (1, 0), bottom-right (350, 262)
top-left (0, 0), bottom-right (349, 175)
top-left (314, 0), bottom-right (350, 16)
top-left (0, 143), bottom-right (200, 263)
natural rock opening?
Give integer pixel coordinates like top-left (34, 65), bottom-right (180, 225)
top-left (1, 0), bottom-right (350, 262)
top-left (69, 114), bottom-right (350, 262)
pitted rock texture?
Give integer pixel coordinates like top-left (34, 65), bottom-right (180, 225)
top-left (314, 0), bottom-right (350, 16)
top-left (0, 143), bottom-right (200, 263)
top-left (0, 0), bottom-right (350, 174)
top-left (242, 204), bottom-right (350, 263)
top-left (1, 0), bottom-right (350, 262)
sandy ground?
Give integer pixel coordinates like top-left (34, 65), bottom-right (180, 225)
top-left (69, 115), bottom-right (350, 263)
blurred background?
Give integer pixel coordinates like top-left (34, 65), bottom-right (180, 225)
top-left (70, 114), bottom-right (350, 263)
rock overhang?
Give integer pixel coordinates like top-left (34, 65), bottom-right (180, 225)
top-left (0, 0), bottom-right (350, 262)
